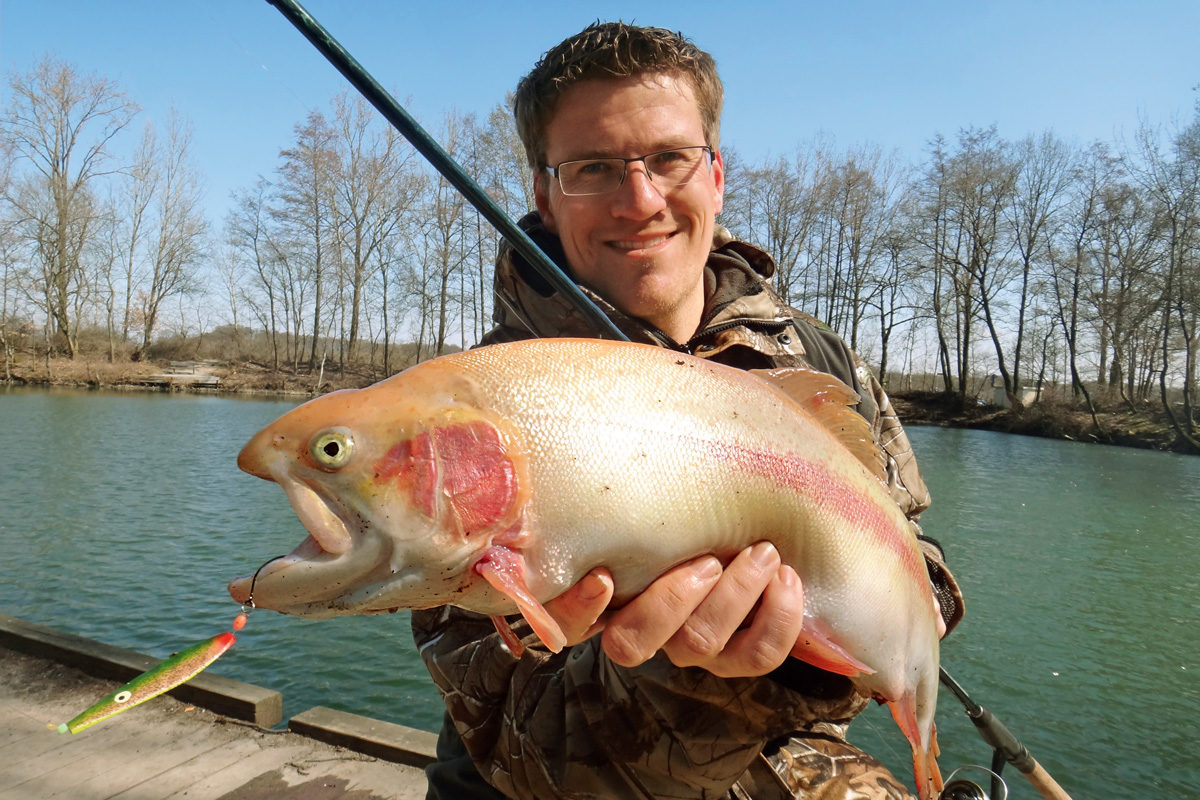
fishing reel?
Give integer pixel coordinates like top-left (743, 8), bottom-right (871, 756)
top-left (938, 766), bottom-right (1008, 800)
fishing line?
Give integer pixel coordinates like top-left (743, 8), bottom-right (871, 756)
top-left (246, 553), bottom-right (290, 610)
top-left (490, 289), bottom-right (540, 340)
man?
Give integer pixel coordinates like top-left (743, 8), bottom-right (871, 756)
top-left (412, 21), bottom-right (962, 800)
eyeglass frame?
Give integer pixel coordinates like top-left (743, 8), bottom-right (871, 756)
top-left (546, 145), bottom-right (715, 197)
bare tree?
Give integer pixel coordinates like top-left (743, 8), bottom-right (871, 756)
top-left (138, 111), bottom-right (208, 352)
top-left (2, 57), bottom-right (138, 357)
top-left (1005, 132), bottom-right (1074, 406)
top-left (468, 101), bottom-right (532, 342)
top-left (1133, 111), bottom-right (1200, 448)
top-left (726, 147), bottom-right (826, 310)
top-left (1048, 140), bottom-right (1117, 429)
top-left (114, 123), bottom-right (158, 352)
top-left (818, 147), bottom-right (906, 351)
top-left (913, 134), bottom-right (974, 396)
top-left (943, 127), bottom-right (1019, 403)
top-left (228, 180), bottom-right (284, 370)
top-left (0, 136), bottom-right (18, 380)
top-left (277, 110), bottom-right (337, 370)
top-left (328, 92), bottom-right (414, 367)
top-left (1085, 156), bottom-right (1163, 405)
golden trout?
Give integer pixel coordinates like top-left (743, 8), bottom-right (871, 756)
top-left (228, 338), bottom-right (942, 798)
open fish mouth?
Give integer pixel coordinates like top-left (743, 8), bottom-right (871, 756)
top-left (274, 468), bottom-right (354, 555)
top-left (227, 468), bottom-right (376, 612)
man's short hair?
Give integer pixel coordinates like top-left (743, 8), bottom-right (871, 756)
top-left (513, 21), bottom-right (723, 170)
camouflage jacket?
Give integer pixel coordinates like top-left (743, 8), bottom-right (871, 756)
top-left (412, 213), bottom-right (963, 800)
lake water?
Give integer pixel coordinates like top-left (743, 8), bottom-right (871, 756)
top-left (1, 387), bottom-right (1197, 798)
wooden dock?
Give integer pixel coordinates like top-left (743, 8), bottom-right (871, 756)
top-left (140, 361), bottom-right (223, 388)
top-left (0, 615), bottom-right (434, 799)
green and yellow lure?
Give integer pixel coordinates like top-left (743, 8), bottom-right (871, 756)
top-left (56, 624), bottom-right (240, 734)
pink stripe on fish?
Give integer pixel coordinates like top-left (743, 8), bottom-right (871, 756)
top-left (710, 440), bottom-right (926, 586)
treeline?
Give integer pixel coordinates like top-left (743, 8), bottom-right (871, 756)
top-left (1, 57), bottom-right (1198, 443)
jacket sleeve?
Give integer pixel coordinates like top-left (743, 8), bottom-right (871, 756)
top-left (412, 606), bottom-right (868, 800)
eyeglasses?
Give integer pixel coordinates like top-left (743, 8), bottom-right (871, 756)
top-left (548, 145), bottom-right (714, 197)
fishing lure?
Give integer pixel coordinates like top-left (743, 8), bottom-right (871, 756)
top-left (55, 556), bottom-right (282, 734)
top-left (57, 630), bottom-right (237, 734)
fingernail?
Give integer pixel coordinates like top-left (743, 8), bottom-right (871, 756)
top-left (750, 541), bottom-right (778, 568)
top-left (696, 556), bottom-right (722, 580)
top-left (778, 565), bottom-right (799, 588)
top-left (580, 570), bottom-right (611, 601)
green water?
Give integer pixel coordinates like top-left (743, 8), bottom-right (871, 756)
top-left (1, 388), bottom-right (1197, 798)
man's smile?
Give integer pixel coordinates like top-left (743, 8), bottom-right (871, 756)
top-left (607, 232), bottom-right (676, 253)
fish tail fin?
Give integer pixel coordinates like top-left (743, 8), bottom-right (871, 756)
top-left (888, 692), bottom-right (943, 800)
top-left (475, 546), bottom-right (567, 653)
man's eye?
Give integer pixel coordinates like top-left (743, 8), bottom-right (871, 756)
top-left (576, 160), bottom-right (614, 176)
top-left (649, 150), bottom-right (686, 167)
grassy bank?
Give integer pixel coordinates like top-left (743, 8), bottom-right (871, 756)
top-left (5, 352), bottom-right (1195, 456)
top-left (890, 390), bottom-right (1193, 455)
top-left (3, 353), bottom-right (394, 397)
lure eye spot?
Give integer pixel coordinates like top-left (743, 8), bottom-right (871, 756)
top-left (114, 691), bottom-right (132, 704)
top-left (310, 429), bottom-right (354, 471)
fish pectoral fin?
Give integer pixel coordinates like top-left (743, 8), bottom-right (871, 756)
top-left (889, 693), bottom-right (943, 800)
top-left (789, 618), bottom-right (875, 677)
top-left (474, 546), bottom-right (567, 653)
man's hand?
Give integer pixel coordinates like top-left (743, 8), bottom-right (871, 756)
top-left (543, 542), bottom-right (804, 679)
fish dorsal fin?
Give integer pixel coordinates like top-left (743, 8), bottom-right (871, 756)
top-left (751, 367), bottom-right (886, 481)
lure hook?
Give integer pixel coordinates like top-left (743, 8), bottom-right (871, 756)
top-left (246, 554), bottom-right (288, 609)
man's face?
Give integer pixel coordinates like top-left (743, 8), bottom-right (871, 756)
top-left (534, 74), bottom-right (725, 342)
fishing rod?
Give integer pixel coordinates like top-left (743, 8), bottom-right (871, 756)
top-left (939, 667), bottom-right (1074, 800)
top-left (264, 0), bottom-right (629, 345)
top-left (264, 5), bottom-right (1076, 800)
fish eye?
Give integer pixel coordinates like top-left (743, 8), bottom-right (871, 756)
top-left (310, 429), bottom-right (354, 470)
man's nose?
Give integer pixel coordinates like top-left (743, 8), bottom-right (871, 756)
top-left (611, 162), bottom-right (667, 217)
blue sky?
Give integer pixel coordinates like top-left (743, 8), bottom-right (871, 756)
top-left (2, 0), bottom-right (1197, 228)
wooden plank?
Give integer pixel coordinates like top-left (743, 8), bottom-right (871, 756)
top-left (18, 712), bottom-right (244, 800)
top-left (106, 735), bottom-right (269, 800)
top-left (289, 705), bottom-right (437, 768)
top-left (0, 711), bottom-right (205, 800)
top-left (159, 739), bottom-right (334, 799)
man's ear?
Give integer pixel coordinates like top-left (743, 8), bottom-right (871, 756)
top-left (533, 171), bottom-right (558, 234)
top-left (712, 149), bottom-right (725, 216)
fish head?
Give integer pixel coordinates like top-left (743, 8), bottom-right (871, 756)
top-left (228, 363), bottom-right (530, 618)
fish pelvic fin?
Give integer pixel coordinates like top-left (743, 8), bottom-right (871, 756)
top-left (489, 615), bottom-right (526, 659)
top-left (750, 367), bottom-right (885, 482)
top-left (474, 545), bottom-right (567, 653)
top-left (888, 691), bottom-right (943, 800)
top-left (789, 618), bottom-right (875, 677)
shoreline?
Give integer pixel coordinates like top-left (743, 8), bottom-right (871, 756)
top-left (889, 390), bottom-right (1193, 455)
